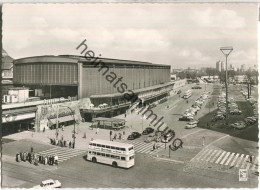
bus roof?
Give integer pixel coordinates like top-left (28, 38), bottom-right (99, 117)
top-left (90, 139), bottom-right (133, 148)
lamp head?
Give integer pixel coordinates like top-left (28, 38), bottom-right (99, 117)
top-left (220, 47), bottom-right (233, 56)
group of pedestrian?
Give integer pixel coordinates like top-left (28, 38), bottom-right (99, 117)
top-left (15, 150), bottom-right (59, 166)
top-left (112, 132), bottom-right (123, 140)
top-left (49, 137), bottom-right (75, 148)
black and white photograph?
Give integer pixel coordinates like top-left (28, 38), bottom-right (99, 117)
top-left (0, 2), bottom-right (259, 188)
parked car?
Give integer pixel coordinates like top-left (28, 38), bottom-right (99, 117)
top-left (33, 179), bottom-right (61, 188)
top-left (127, 132), bottom-right (141, 140)
top-left (185, 123), bottom-right (197, 129)
top-left (230, 110), bottom-right (242, 115)
top-left (179, 116), bottom-right (194, 121)
top-left (142, 127), bottom-right (154, 135)
top-left (188, 120), bottom-right (199, 125)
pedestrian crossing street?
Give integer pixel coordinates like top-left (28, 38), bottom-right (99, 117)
top-left (122, 140), bottom-right (165, 154)
top-left (192, 148), bottom-right (258, 171)
top-left (38, 147), bottom-right (87, 163)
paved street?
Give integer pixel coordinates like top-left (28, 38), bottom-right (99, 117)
top-left (1, 83), bottom-right (258, 188)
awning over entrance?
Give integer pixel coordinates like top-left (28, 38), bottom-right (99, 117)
top-left (49, 115), bottom-right (78, 125)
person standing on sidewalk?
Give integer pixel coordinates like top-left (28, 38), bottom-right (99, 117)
top-left (249, 155), bottom-right (253, 163)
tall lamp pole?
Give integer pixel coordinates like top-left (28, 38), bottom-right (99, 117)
top-left (220, 47), bottom-right (233, 125)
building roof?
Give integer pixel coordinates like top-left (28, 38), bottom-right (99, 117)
top-left (14, 55), bottom-right (170, 67)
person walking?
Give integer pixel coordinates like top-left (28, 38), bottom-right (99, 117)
top-left (44, 156), bottom-right (47, 165)
top-left (16, 153), bottom-right (19, 162)
top-left (43, 127), bottom-right (45, 133)
top-left (119, 133), bottom-right (122, 140)
top-left (20, 152), bottom-right (23, 161)
top-left (28, 152), bottom-right (31, 163)
top-left (61, 135), bottom-right (64, 141)
top-left (153, 144), bottom-right (156, 151)
top-left (69, 141), bottom-right (71, 148)
top-left (113, 133), bottom-right (117, 140)
top-left (54, 155), bottom-right (58, 165)
top-left (249, 155), bottom-right (253, 163)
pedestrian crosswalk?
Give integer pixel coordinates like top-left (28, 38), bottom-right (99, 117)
top-left (192, 148), bottom-right (258, 171)
top-left (122, 140), bottom-right (165, 154)
top-left (38, 147), bottom-right (87, 163)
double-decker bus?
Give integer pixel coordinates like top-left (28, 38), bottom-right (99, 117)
top-left (87, 139), bottom-right (135, 168)
top-left (183, 90), bottom-right (192, 99)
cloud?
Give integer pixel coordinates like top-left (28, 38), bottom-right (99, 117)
top-left (192, 8), bottom-right (245, 29)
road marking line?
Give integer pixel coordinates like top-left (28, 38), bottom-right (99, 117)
top-left (40, 149), bottom-right (86, 156)
top-left (39, 147), bottom-right (61, 153)
top-left (251, 156), bottom-right (258, 170)
top-left (196, 149), bottom-right (210, 160)
top-left (225, 152), bottom-right (235, 165)
top-left (135, 142), bottom-right (152, 150)
top-left (209, 150), bottom-right (222, 163)
top-left (181, 129), bottom-right (205, 139)
top-left (230, 153), bottom-right (240, 167)
top-left (215, 151), bottom-right (226, 164)
top-left (205, 135), bottom-right (229, 149)
top-left (206, 150), bottom-right (217, 162)
top-left (136, 144), bottom-right (153, 153)
top-left (246, 159), bottom-right (252, 170)
top-left (201, 149), bottom-right (213, 161)
top-left (235, 154), bottom-right (244, 168)
top-left (220, 152), bottom-right (230, 165)
top-left (240, 155), bottom-right (249, 169)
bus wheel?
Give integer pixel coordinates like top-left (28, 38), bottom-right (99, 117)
top-left (112, 161), bottom-right (118, 168)
top-left (92, 157), bottom-right (97, 163)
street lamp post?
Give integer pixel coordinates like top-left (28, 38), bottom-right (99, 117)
top-left (220, 47), bottom-right (233, 125)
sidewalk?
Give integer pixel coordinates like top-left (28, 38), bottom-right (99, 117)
top-left (3, 122), bottom-right (133, 150)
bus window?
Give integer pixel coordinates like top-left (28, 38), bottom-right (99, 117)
top-left (89, 143), bottom-right (93, 146)
top-left (105, 145), bottom-right (111, 148)
top-left (121, 157), bottom-right (126, 160)
top-left (111, 155), bottom-right (115, 158)
top-left (120, 148), bottom-right (126, 151)
top-left (93, 143), bottom-right (96, 146)
top-left (97, 144), bottom-right (101, 147)
top-left (115, 156), bottom-right (120, 159)
top-left (97, 152), bottom-right (101, 156)
top-left (101, 153), bottom-right (105, 157)
top-left (116, 147), bottom-right (120, 150)
top-left (93, 152), bottom-right (96, 155)
top-left (102, 145), bottom-right (106, 148)
top-left (89, 151), bottom-right (92, 154)
top-left (106, 154), bottom-right (110, 157)
top-left (130, 155), bottom-right (134, 160)
top-left (128, 147), bottom-right (133, 151)
top-left (111, 146), bottom-right (115, 149)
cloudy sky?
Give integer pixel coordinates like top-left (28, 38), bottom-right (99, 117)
top-left (3, 3), bottom-right (258, 69)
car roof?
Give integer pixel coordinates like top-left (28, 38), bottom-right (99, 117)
top-left (42, 179), bottom-right (55, 184)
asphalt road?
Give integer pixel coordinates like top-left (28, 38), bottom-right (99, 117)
top-left (1, 83), bottom-right (258, 188)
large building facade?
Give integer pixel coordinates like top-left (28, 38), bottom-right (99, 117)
top-left (13, 55), bottom-right (173, 120)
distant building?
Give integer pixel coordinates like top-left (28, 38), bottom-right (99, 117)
top-left (241, 64), bottom-right (245, 72)
top-left (216, 61), bottom-right (220, 72)
top-left (221, 61), bottom-right (224, 71)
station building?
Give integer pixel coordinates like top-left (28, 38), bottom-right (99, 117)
top-left (13, 55), bottom-right (174, 120)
